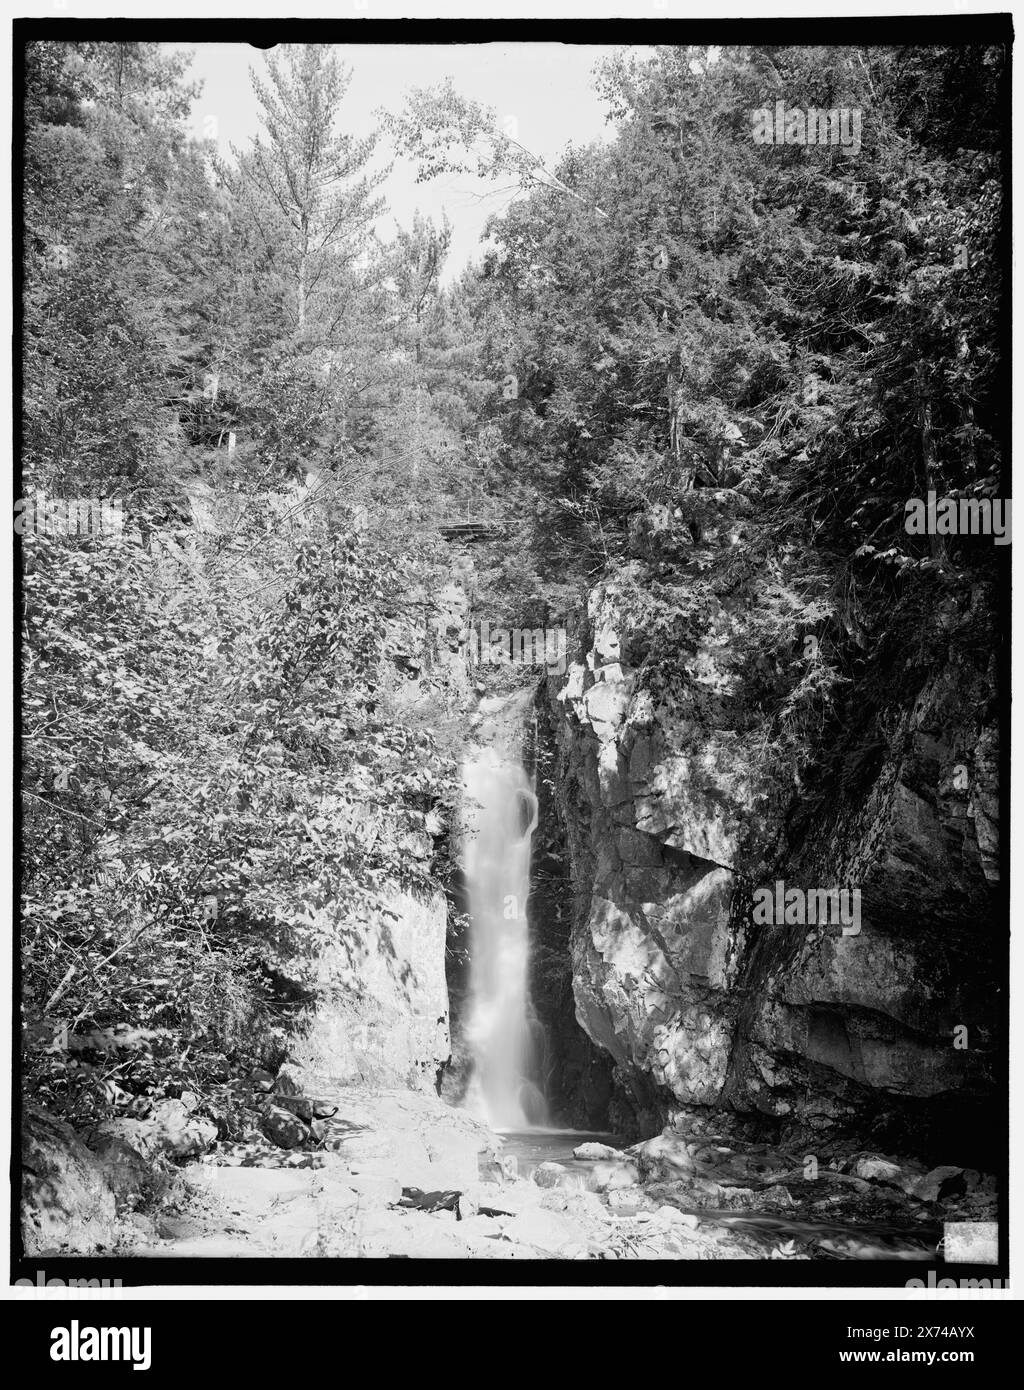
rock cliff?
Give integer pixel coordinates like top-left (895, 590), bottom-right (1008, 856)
top-left (545, 545), bottom-right (1001, 1164)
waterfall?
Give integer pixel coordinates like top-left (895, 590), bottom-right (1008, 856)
top-left (462, 693), bottom-right (548, 1130)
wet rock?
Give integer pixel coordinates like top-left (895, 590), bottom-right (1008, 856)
top-left (605, 1185), bottom-right (654, 1214)
top-left (588, 1159), bottom-right (640, 1193)
top-left (532, 1161), bottom-right (569, 1188)
top-left (852, 1155), bottom-right (905, 1184)
top-left (540, 1189), bottom-right (614, 1238)
top-left (653, 1204), bottom-right (700, 1229)
top-left (913, 1166), bottom-right (967, 1203)
top-left (631, 1133), bottom-right (699, 1180)
top-left (573, 1142), bottom-right (623, 1160)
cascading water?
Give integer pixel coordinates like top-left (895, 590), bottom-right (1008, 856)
top-left (462, 693), bottom-right (549, 1130)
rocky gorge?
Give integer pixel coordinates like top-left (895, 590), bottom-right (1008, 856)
top-left (21, 533), bottom-right (1002, 1265)
top-left (18, 37), bottom-right (1007, 1280)
top-left (533, 557), bottom-right (1001, 1170)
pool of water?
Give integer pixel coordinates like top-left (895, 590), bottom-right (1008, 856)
top-left (497, 1127), bottom-right (623, 1181)
top-left (494, 1128), bottom-right (939, 1261)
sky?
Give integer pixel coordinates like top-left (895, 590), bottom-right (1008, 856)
top-left (177, 43), bottom-right (650, 283)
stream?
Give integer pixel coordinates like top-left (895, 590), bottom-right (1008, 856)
top-left (495, 1128), bottom-right (939, 1262)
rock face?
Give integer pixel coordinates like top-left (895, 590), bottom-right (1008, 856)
top-left (22, 1103), bottom-right (120, 1254)
top-left (287, 886), bottom-right (452, 1093)
top-left (85, 1134), bottom-right (151, 1211)
top-left (528, 697), bottom-right (618, 1128)
top-left (547, 565), bottom-right (1000, 1163)
top-left (270, 561), bottom-right (475, 1097)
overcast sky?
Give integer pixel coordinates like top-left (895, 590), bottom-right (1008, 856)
top-left (179, 43), bottom-right (650, 283)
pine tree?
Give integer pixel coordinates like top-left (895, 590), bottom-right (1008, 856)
top-left (230, 44), bottom-right (387, 335)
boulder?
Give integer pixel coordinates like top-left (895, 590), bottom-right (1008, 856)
top-left (913, 1166), bottom-right (968, 1203)
top-left (92, 1100), bottom-right (217, 1162)
top-left (630, 1134), bottom-right (698, 1181)
top-left (605, 1185), bottom-right (653, 1213)
top-left (573, 1142), bottom-right (623, 1161)
top-left (85, 1133), bottom-right (150, 1211)
top-left (532, 1161), bottom-right (569, 1189)
top-left (261, 1105), bottom-right (310, 1150)
top-left (588, 1159), bottom-right (640, 1192)
top-left (653, 1205), bottom-right (700, 1229)
top-left (540, 1188), bottom-right (614, 1230)
top-left (273, 1094), bottom-right (315, 1124)
top-left (274, 1063), bottom-right (306, 1098)
top-left (852, 1155), bottom-right (905, 1185)
top-left (22, 1103), bottom-right (119, 1254)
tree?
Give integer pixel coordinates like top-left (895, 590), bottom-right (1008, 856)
top-left (229, 44), bottom-right (387, 334)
